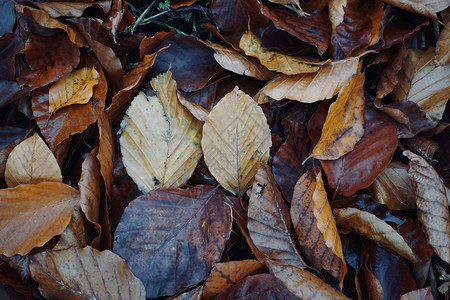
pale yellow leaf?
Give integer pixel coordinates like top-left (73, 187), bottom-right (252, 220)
top-left (119, 71), bottom-right (202, 193)
top-left (254, 56), bottom-right (359, 103)
top-left (49, 67), bottom-right (99, 114)
top-left (201, 87), bottom-right (271, 196)
top-left (5, 133), bottom-right (62, 188)
top-left (239, 31), bottom-right (329, 75)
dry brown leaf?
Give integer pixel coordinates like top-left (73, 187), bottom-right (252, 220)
top-left (203, 260), bottom-right (266, 299)
top-left (310, 70), bottom-right (365, 160)
top-left (291, 169), bottom-right (347, 285)
top-left (0, 182), bottom-right (79, 257)
top-left (268, 260), bottom-right (350, 299)
top-left (255, 56), bottom-right (359, 103)
top-left (404, 150), bottom-right (450, 263)
top-left (202, 87), bottom-right (271, 197)
top-left (248, 165), bottom-right (307, 269)
top-left (206, 42), bottom-right (274, 80)
top-left (177, 91), bottom-right (210, 121)
top-left (53, 206), bottom-right (88, 250)
top-left (31, 1), bottom-right (111, 18)
top-left (120, 71), bottom-right (202, 193)
top-left (4, 133), bottom-right (62, 188)
top-left (392, 47), bottom-right (450, 123)
top-left (435, 22), bottom-right (450, 66)
top-left (403, 136), bottom-right (439, 162)
top-left (239, 31), bottom-right (329, 75)
top-left (30, 246), bottom-right (145, 299)
top-left (369, 161), bottom-right (416, 210)
top-left (381, 0), bottom-right (447, 19)
top-left (48, 67), bottom-right (99, 114)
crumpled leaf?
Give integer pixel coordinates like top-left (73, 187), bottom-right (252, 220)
top-left (203, 260), bottom-right (266, 299)
top-left (30, 246), bottom-right (145, 300)
top-left (0, 182), bottom-right (79, 257)
top-left (255, 56), bottom-right (359, 103)
top-left (376, 44), bottom-right (407, 100)
top-left (4, 133), bottom-right (62, 188)
top-left (113, 185), bottom-right (231, 298)
top-left (53, 206), bottom-right (88, 250)
top-left (291, 169), bottom-right (347, 284)
top-left (248, 165), bottom-right (306, 269)
top-left (392, 47), bottom-right (450, 123)
top-left (268, 260), bottom-right (350, 299)
top-left (381, 0), bottom-right (448, 19)
top-left (368, 161), bottom-right (416, 210)
top-left (400, 287), bottom-right (433, 300)
top-left (239, 31), bottom-right (328, 75)
top-left (404, 150), bottom-right (450, 263)
top-left (310, 70), bottom-right (365, 160)
top-left (435, 22), bottom-right (450, 66)
top-left (48, 67), bottom-right (99, 114)
top-left (202, 87), bottom-right (271, 197)
top-left (31, 1), bottom-right (111, 18)
top-left (119, 71), bottom-right (202, 193)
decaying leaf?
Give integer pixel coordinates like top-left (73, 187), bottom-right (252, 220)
top-left (30, 246), bottom-right (145, 300)
top-left (31, 1), bottom-right (111, 18)
top-left (239, 31), bottom-right (328, 75)
top-left (404, 150), bottom-right (450, 263)
top-left (255, 56), bottom-right (359, 103)
top-left (0, 182), bottom-right (79, 257)
top-left (48, 67), bottom-right (100, 114)
top-left (310, 70), bottom-right (365, 160)
top-left (248, 165), bottom-right (306, 269)
top-left (202, 87), bottom-right (271, 197)
top-left (113, 186), bottom-right (231, 298)
top-left (268, 260), bottom-right (350, 299)
top-left (53, 206), bottom-right (88, 250)
top-left (435, 22), bottom-right (450, 66)
top-left (381, 0), bottom-right (448, 19)
top-left (4, 133), bottom-right (62, 188)
top-left (291, 169), bottom-right (347, 284)
top-left (119, 71), bottom-right (202, 193)
top-left (392, 47), bottom-right (450, 123)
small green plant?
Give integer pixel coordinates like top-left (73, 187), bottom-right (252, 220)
top-left (158, 0), bottom-right (170, 11)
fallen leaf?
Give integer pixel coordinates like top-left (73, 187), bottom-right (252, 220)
top-left (400, 287), bottom-right (433, 300)
top-left (177, 92), bottom-right (210, 121)
top-left (291, 169), bottom-right (347, 284)
top-left (213, 273), bottom-right (298, 299)
top-left (435, 22), bottom-right (450, 66)
top-left (239, 31), bottom-right (327, 75)
top-left (268, 260), bottom-right (350, 299)
top-left (203, 260), bottom-right (267, 299)
top-left (4, 133), bottom-right (62, 188)
top-left (113, 185), bottom-right (231, 298)
top-left (30, 246), bottom-right (145, 299)
top-left (248, 165), bottom-right (307, 269)
top-left (0, 127), bottom-right (29, 181)
top-left (310, 69), bottom-right (365, 161)
top-left (202, 87), bottom-right (271, 197)
top-left (31, 1), bottom-right (111, 18)
top-left (48, 67), bottom-right (99, 114)
top-left (206, 42), bottom-right (274, 80)
top-left (0, 0), bottom-right (16, 35)
top-left (0, 182), bottom-right (79, 257)
top-left (368, 161), bottom-right (416, 210)
top-left (255, 56), bottom-right (359, 103)
top-left (404, 150), bottom-right (450, 263)
top-left (53, 206), bottom-right (88, 250)
top-left (403, 136), bottom-right (439, 162)
top-left (381, 0), bottom-right (447, 19)
top-left (376, 44), bottom-right (406, 100)
top-left (119, 71), bottom-right (202, 193)
top-left (0, 33), bottom-right (23, 81)
top-left (392, 47), bottom-right (450, 123)
top-left (333, 195), bottom-right (434, 264)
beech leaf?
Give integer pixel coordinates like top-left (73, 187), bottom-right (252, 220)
top-left (404, 150), bottom-right (450, 263)
top-left (119, 71), bottom-right (202, 193)
top-left (247, 165), bottom-right (306, 269)
top-left (4, 133), bottom-right (62, 188)
top-left (113, 186), bottom-right (231, 298)
top-left (201, 87), bottom-right (271, 197)
top-left (30, 246), bottom-right (145, 300)
top-left (48, 67), bottom-right (99, 114)
top-left (291, 169), bottom-right (347, 284)
top-left (0, 182), bottom-right (79, 257)
top-left (435, 22), bottom-right (450, 66)
top-left (310, 70), bottom-right (365, 160)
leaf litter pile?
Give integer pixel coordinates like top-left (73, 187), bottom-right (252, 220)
top-left (0, 0), bottom-right (450, 299)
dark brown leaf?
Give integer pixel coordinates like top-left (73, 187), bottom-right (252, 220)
top-left (376, 44), bottom-right (406, 100)
top-left (113, 186), bottom-right (231, 298)
top-left (0, 33), bottom-right (23, 81)
top-left (139, 29), bottom-right (177, 59)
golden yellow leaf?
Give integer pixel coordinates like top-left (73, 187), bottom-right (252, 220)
top-left (392, 47), bottom-right (450, 123)
top-left (310, 69), bottom-right (365, 160)
top-left (48, 67), bottom-right (99, 114)
top-left (119, 71), bottom-right (202, 193)
top-left (435, 22), bottom-right (450, 66)
top-left (291, 169), bottom-right (347, 285)
top-left (4, 133), bottom-right (62, 188)
top-left (201, 87), bottom-right (272, 196)
top-left (239, 31), bottom-right (329, 75)
top-left (254, 56), bottom-right (359, 103)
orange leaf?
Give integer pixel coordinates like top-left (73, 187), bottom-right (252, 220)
top-left (310, 69), bottom-right (365, 160)
top-left (0, 182), bottom-right (79, 257)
